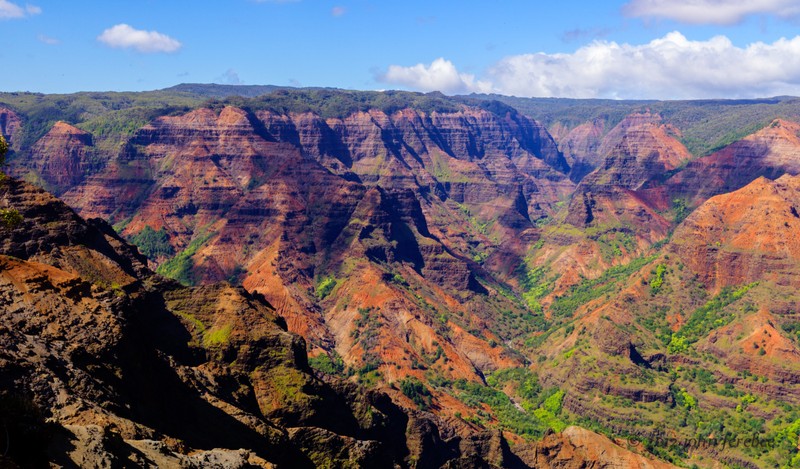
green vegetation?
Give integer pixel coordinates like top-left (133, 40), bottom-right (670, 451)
top-left (0, 90), bottom-right (199, 150)
top-left (0, 208), bottom-right (21, 229)
top-left (669, 283), bottom-right (757, 348)
top-left (597, 231), bottom-right (637, 262)
top-left (533, 390), bottom-right (567, 432)
top-left (220, 88), bottom-right (461, 120)
top-left (0, 136), bottom-right (22, 229)
top-left (156, 231), bottom-right (215, 285)
top-left (351, 307), bottom-right (383, 379)
top-left (550, 255), bottom-right (657, 318)
top-left (450, 369), bottom-right (568, 438)
top-left (203, 324), bottom-right (233, 347)
top-left (672, 198), bottom-right (691, 224)
top-left (399, 377), bottom-right (433, 410)
top-left (775, 418), bottom-right (800, 467)
top-left (309, 351), bottom-right (346, 376)
top-left (315, 276), bottom-right (337, 299)
top-left (0, 134), bottom-right (7, 166)
top-left (671, 386), bottom-right (697, 410)
top-left (130, 226), bottom-right (174, 259)
top-left (517, 265), bottom-right (553, 314)
top-left (649, 263), bottom-right (667, 293)
top-left (475, 94), bottom-right (799, 157)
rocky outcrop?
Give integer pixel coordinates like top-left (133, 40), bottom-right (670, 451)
top-left (519, 426), bottom-right (679, 469)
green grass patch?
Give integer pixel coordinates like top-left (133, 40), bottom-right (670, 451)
top-left (203, 324), bottom-right (233, 347)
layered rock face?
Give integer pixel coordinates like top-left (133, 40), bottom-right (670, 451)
top-left (670, 174), bottom-right (800, 290)
top-left (660, 119), bottom-right (800, 205)
top-left (0, 176), bottom-right (528, 468)
top-left (10, 91), bottom-right (800, 467)
top-left (45, 103), bottom-right (573, 406)
top-left (558, 119), bottom-right (605, 182)
top-left (565, 113), bottom-right (690, 232)
top-left (257, 105), bottom-right (572, 222)
top-left (27, 121), bottom-right (97, 193)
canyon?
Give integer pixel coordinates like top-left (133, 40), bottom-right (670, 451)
top-left (2, 86), bottom-right (800, 467)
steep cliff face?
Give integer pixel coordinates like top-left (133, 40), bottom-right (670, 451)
top-left (661, 119), bottom-right (800, 206)
top-left (558, 119), bottom-right (606, 182)
top-left (26, 121), bottom-right (97, 194)
top-left (670, 174), bottom-right (800, 290)
top-left (522, 113), bottom-right (685, 301)
top-left (0, 176), bottom-right (525, 468)
top-left (9, 90), bottom-right (800, 467)
top-left (257, 105), bottom-right (573, 222)
top-left (560, 113), bottom-right (686, 245)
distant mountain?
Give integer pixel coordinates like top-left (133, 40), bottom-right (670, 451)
top-left (3, 87), bottom-right (800, 467)
top-left (162, 83), bottom-right (289, 99)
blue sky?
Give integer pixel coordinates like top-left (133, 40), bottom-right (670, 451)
top-left (3, 0), bottom-right (800, 99)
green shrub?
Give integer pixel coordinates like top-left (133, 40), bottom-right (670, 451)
top-left (0, 208), bottom-right (22, 229)
top-left (316, 276), bottom-right (337, 299)
top-left (156, 231), bottom-right (214, 285)
top-left (399, 377), bottom-right (432, 410)
top-left (0, 134), bottom-right (8, 166)
top-left (130, 225), bottom-right (174, 259)
top-left (309, 351), bottom-right (346, 376)
top-left (649, 263), bottom-right (667, 293)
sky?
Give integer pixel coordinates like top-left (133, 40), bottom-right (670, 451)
top-left (3, 0), bottom-right (800, 99)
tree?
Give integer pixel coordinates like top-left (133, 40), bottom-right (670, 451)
top-left (0, 134), bottom-right (7, 166)
top-left (0, 134), bottom-right (21, 229)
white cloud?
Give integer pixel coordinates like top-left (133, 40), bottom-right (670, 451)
top-left (97, 24), bottom-right (182, 53)
top-left (0, 0), bottom-right (40, 19)
top-left (380, 33), bottom-right (800, 99)
top-left (623, 0), bottom-right (800, 25)
top-left (379, 58), bottom-right (493, 95)
top-left (37, 34), bottom-right (58, 45)
top-left (489, 32), bottom-right (800, 99)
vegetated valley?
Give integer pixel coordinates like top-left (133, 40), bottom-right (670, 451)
top-left (2, 85), bottom-right (800, 467)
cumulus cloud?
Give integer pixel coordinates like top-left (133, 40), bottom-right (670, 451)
top-left (97, 24), bottom-right (182, 53)
top-left (0, 1), bottom-right (41, 19)
top-left (378, 58), bottom-right (493, 95)
top-left (380, 33), bottom-right (800, 99)
top-left (623, 0), bottom-right (800, 25)
top-left (488, 32), bottom-right (800, 99)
